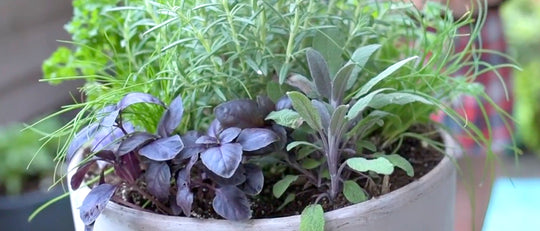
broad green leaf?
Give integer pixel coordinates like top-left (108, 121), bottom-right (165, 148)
top-left (353, 56), bottom-right (418, 98)
top-left (331, 63), bottom-right (355, 105)
top-left (301, 158), bottom-right (322, 169)
top-left (329, 105), bottom-right (350, 136)
top-left (266, 82), bottom-right (284, 102)
top-left (300, 204), bottom-right (325, 231)
top-left (383, 154), bottom-right (414, 177)
top-left (276, 193), bottom-right (296, 211)
top-left (279, 63), bottom-right (290, 84)
top-left (343, 180), bottom-right (367, 203)
top-left (356, 140), bottom-right (377, 152)
top-left (313, 28), bottom-right (345, 76)
top-left (346, 157), bottom-right (394, 175)
top-left (287, 91), bottom-right (323, 131)
top-left (368, 92), bottom-right (433, 109)
top-left (346, 88), bottom-right (392, 120)
top-left (347, 44), bottom-right (382, 89)
top-left (273, 175), bottom-right (299, 198)
top-left (306, 48), bottom-right (331, 98)
top-left (266, 109), bottom-right (303, 129)
top-left (286, 141), bottom-right (322, 151)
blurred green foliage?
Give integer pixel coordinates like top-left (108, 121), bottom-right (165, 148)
top-left (501, 0), bottom-right (540, 153)
top-left (0, 119), bottom-right (63, 196)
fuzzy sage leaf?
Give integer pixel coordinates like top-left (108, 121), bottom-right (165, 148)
top-left (343, 180), bottom-right (367, 204)
top-left (306, 48), bottom-right (331, 99)
top-left (346, 157), bottom-right (395, 175)
top-left (272, 175), bottom-right (298, 198)
top-left (287, 91), bottom-right (323, 131)
top-left (300, 204), bottom-right (325, 231)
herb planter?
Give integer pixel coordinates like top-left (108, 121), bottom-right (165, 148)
top-left (68, 133), bottom-right (458, 231)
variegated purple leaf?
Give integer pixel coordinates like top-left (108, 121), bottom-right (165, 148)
top-left (175, 131), bottom-right (204, 161)
top-left (200, 143), bottom-right (242, 178)
top-left (117, 132), bottom-right (157, 156)
top-left (213, 185), bottom-right (251, 221)
top-left (139, 135), bottom-right (184, 161)
top-left (157, 95), bottom-right (184, 137)
top-left (241, 163), bottom-right (264, 195)
top-left (214, 99), bottom-right (264, 128)
top-left (67, 123), bottom-right (99, 164)
top-left (70, 160), bottom-right (96, 190)
top-left (79, 184), bottom-right (117, 225)
top-left (206, 164), bottom-right (246, 186)
top-left (237, 128), bottom-right (279, 151)
top-left (218, 127), bottom-right (241, 143)
top-left (117, 92), bottom-right (165, 110)
top-left (176, 169), bottom-right (193, 216)
top-left (145, 161), bottom-right (171, 201)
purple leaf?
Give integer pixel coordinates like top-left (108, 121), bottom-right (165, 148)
top-left (67, 123), bottom-right (99, 164)
top-left (195, 135), bottom-right (219, 145)
top-left (256, 95), bottom-right (275, 117)
top-left (80, 184), bottom-right (117, 225)
top-left (275, 95), bottom-right (292, 110)
top-left (214, 99), bottom-right (265, 129)
top-left (117, 92), bottom-right (165, 110)
top-left (312, 100), bottom-right (331, 131)
top-left (169, 196), bottom-right (183, 216)
top-left (157, 95), bottom-right (184, 137)
top-left (117, 132), bottom-right (157, 156)
top-left (241, 164), bottom-right (264, 195)
top-left (70, 160), bottom-right (96, 190)
top-left (145, 162), bottom-right (171, 201)
top-left (206, 165), bottom-right (246, 186)
top-left (115, 153), bottom-right (141, 183)
top-left (95, 150), bottom-right (116, 161)
top-left (218, 127), bottom-right (241, 143)
top-left (237, 128), bottom-right (279, 151)
top-left (98, 105), bottom-right (119, 127)
top-left (207, 119), bottom-right (223, 138)
top-left (213, 185), bottom-right (251, 221)
top-left (139, 135), bottom-right (184, 161)
top-left (176, 169), bottom-right (193, 216)
top-left (175, 131), bottom-right (204, 161)
top-left (91, 123), bottom-right (134, 152)
top-left (200, 143), bottom-right (242, 178)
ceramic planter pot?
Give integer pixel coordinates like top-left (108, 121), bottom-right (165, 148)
top-left (68, 134), bottom-right (458, 231)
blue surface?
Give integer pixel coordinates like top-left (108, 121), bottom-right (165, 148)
top-left (483, 178), bottom-right (540, 231)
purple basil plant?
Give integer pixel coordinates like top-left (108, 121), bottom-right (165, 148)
top-left (67, 92), bottom-right (285, 230)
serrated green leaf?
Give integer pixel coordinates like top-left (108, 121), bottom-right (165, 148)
top-left (346, 157), bottom-right (394, 175)
top-left (266, 109), bottom-right (303, 129)
top-left (354, 56), bottom-right (418, 98)
top-left (346, 88), bottom-right (392, 120)
top-left (347, 44), bottom-right (382, 89)
top-left (301, 158), bottom-right (322, 169)
top-left (300, 204), bottom-right (325, 231)
top-left (276, 193), bottom-right (296, 211)
top-left (287, 91), bottom-right (323, 131)
top-left (286, 141), bottom-right (322, 152)
top-left (368, 92), bottom-right (433, 109)
top-left (273, 175), bottom-right (298, 198)
top-left (383, 154), bottom-right (414, 177)
top-left (343, 180), bottom-right (367, 203)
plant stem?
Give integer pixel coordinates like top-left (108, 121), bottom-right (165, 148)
top-left (133, 185), bottom-right (173, 215)
top-left (381, 175), bottom-right (390, 194)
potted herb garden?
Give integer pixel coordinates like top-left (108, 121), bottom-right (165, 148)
top-left (40, 0), bottom-right (514, 230)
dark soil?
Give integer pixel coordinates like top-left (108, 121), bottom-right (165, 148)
top-left (91, 126), bottom-right (444, 220)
